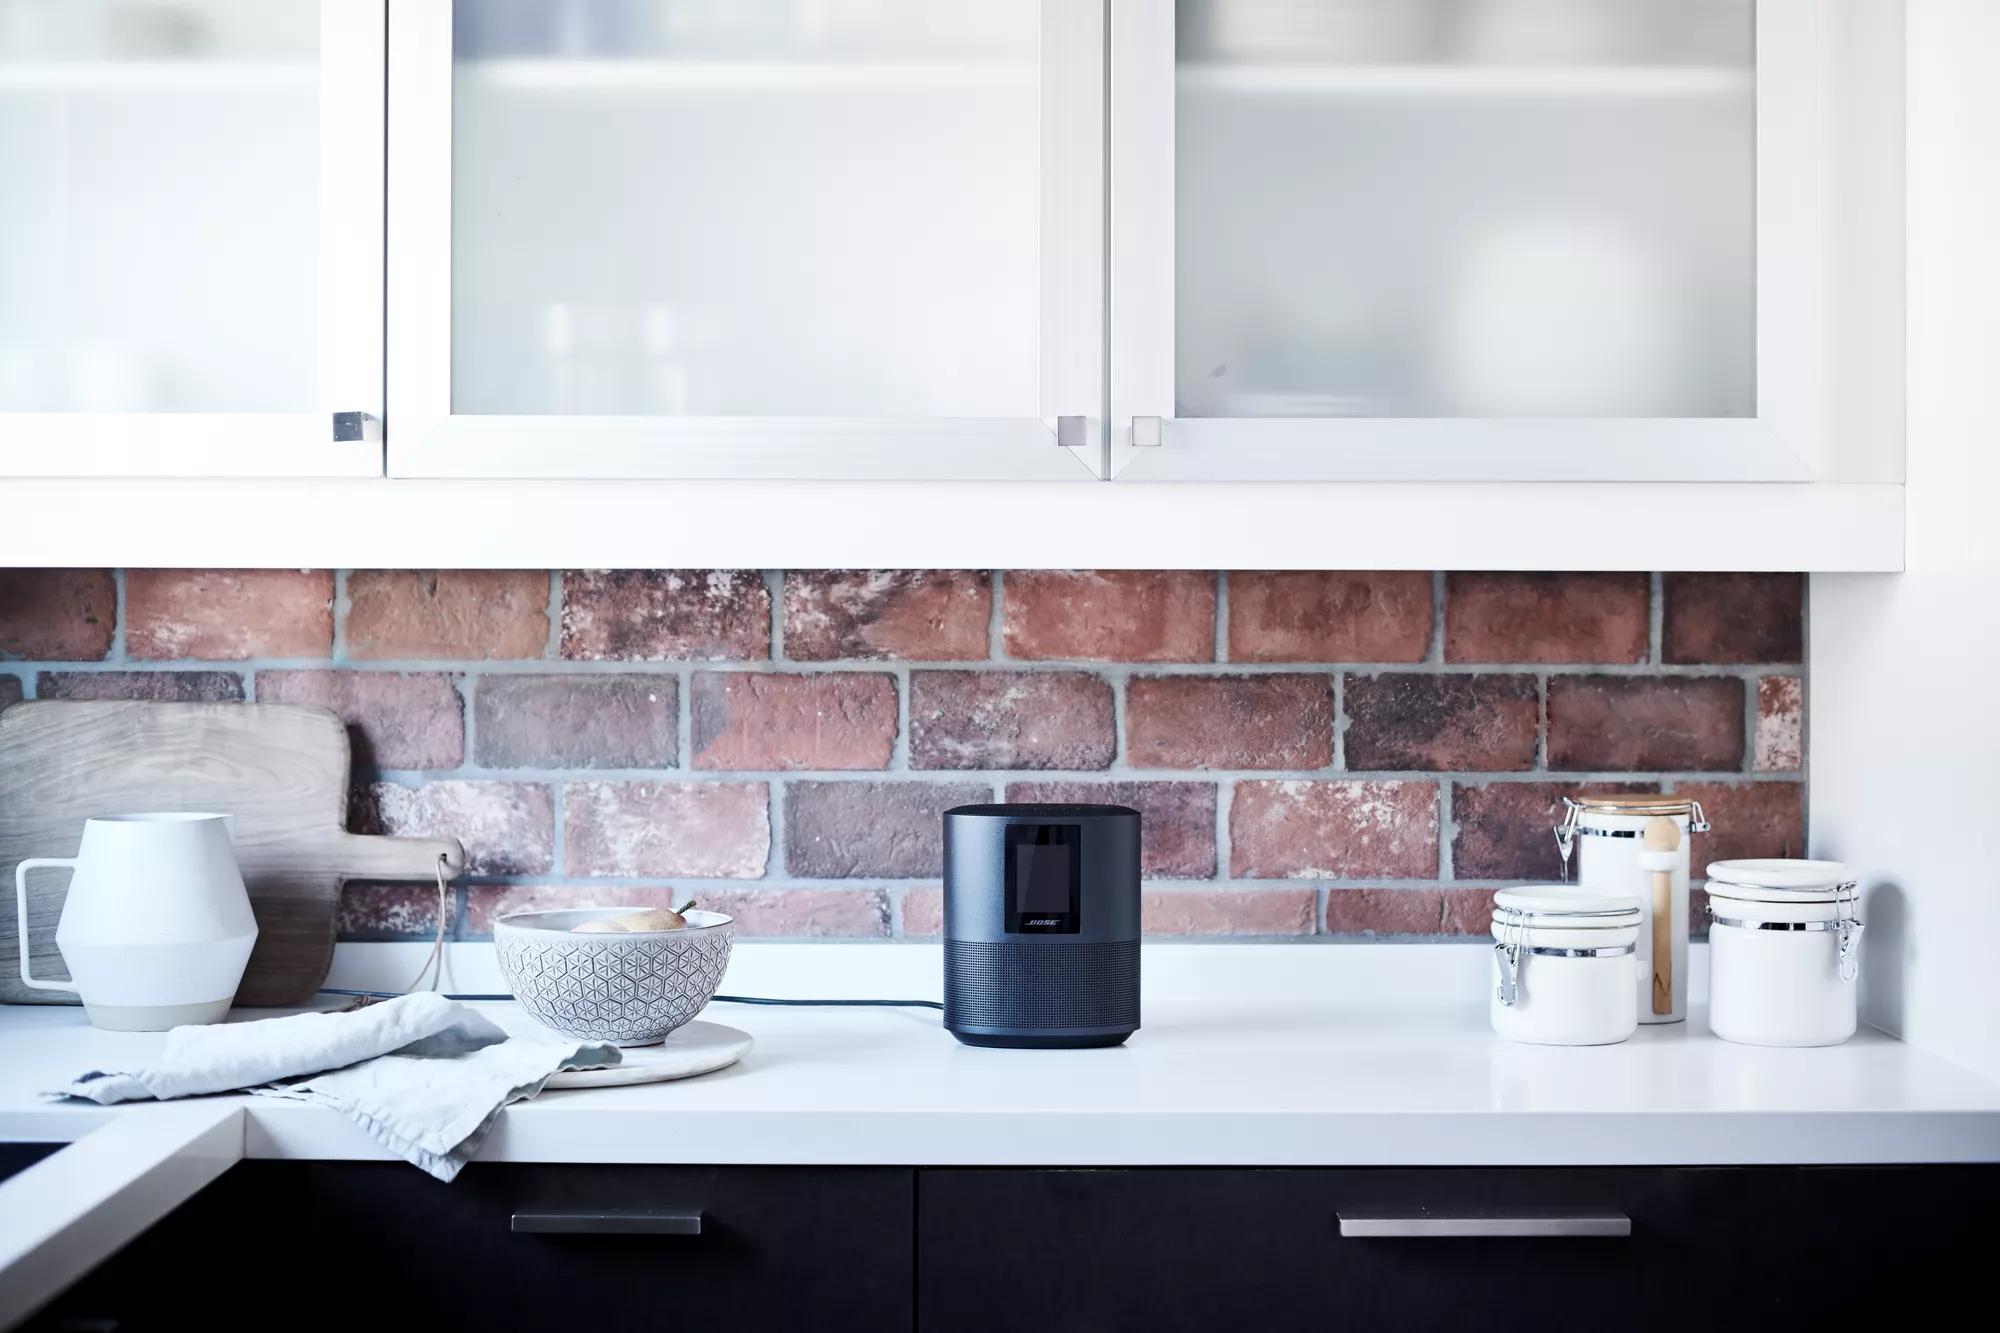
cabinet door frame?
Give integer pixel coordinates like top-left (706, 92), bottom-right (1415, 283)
top-left (0, 0), bottom-right (386, 479)
top-left (386, 0), bottom-right (1104, 481)
top-left (1106, 0), bottom-right (1900, 483)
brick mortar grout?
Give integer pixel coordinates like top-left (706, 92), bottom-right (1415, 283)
top-left (1649, 571), bottom-right (1665, 665)
top-left (0, 658), bottom-right (1811, 678)
top-left (544, 570), bottom-right (562, 659)
top-left (988, 569), bottom-right (1006, 662)
top-left (330, 570), bottom-right (350, 665)
top-left (1428, 570), bottom-right (1446, 663)
top-left (358, 766), bottom-right (1807, 786)
top-left (1214, 571), bottom-right (1229, 664)
top-left (111, 568), bottom-right (129, 666)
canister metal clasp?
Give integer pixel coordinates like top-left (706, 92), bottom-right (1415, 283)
top-left (1553, 802), bottom-right (1581, 883)
top-left (1494, 912), bottom-right (1527, 1007)
top-left (1835, 879), bottom-right (1863, 983)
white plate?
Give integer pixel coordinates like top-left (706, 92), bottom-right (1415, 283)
top-left (545, 1021), bottom-right (753, 1089)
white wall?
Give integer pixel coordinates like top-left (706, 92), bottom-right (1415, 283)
top-left (1811, 0), bottom-right (2000, 1080)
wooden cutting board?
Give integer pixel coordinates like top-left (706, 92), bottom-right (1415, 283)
top-left (0, 701), bottom-right (464, 1006)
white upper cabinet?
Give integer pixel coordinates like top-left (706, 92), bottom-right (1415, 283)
top-left (388, 0), bottom-right (1104, 478)
top-left (1106, 0), bottom-right (1905, 482)
top-left (0, 0), bottom-right (383, 477)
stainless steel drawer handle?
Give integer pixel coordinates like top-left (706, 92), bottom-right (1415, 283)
top-left (512, 1210), bottom-right (704, 1236)
top-left (1338, 1212), bottom-right (1630, 1239)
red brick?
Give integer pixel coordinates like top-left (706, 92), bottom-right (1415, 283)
top-left (346, 570), bottom-right (549, 661)
top-left (900, 885), bottom-right (944, 936)
top-left (1325, 887), bottom-right (1496, 938)
top-left (1125, 674), bottom-right (1332, 770)
top-left (693, 888), bottom-right (890, 938)
top-left (1675, 781), bottom-right (1807, 867)
top-left (127, 569), bottom-right (332, 660)
top-left (561, 569), bottom-right (770, 661)
top-left (0, 569), bottom-right (115, 660)
top-left (1227, 571), bottom-right (1432, 663)
top-left (1142, 888), bottom-right (1316, 936)
top-left (784, 570), bottom-right (989, 661)
top-left (565, 781), bottom-right (770, 878)
top-left (1007, 780), bottom-right (1217, 878)
top-left (475, 674), bottom-right (676, 769)
top-left (691, 672), bottom-right (896, 771)
top-left (1438, 887), bottom-right (1505, 936)
top-left (1547, 675), bottom-right (1744, 772)
top-left (259, 670), bottom-right (464, 770)
top-left (1344, 673), bottom-right (1538, 772)
top-left (1754, 676), bottom-right (1803, 772)
top-left (1450, 781), bottom-right (1659, 881)
top-left (1663, 573), bottom-right (1804, 665)
top-left (353, 780), bottom-right (554, 876)
top-left (466, 883), bottom-right (689, 936)
top-left (1444, 573), bottom-right (1648, 664)
top-left (1231, 780), bottom-right (1439, 879)
top-left (1003, 570), bottom-right (1215, 663)
top-left (38, 670), bottom-right (244, 703)
top-left (785, 780), bottom-right (991, 878)
top-left (337, 880), bottom-right (452, 939)
top-left (909, 670), bottom-right (1113, 770)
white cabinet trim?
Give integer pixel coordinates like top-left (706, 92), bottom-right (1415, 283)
top-left (0, 477), bottom-right (1903, 571)
top-left (385, 0), bottom-right (1104, 483)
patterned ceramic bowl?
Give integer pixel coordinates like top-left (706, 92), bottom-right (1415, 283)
top-left (494, 907), bottom-right (734, 1046)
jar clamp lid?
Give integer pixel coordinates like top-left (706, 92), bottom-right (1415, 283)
top-left (1705, 859), bottom-right (1863, 983)
top-left (1554, 795), bottom-right (1710, 874)
top-left (1491, 887), bottom-right (1641, 1008)
top-left (1705, 858), bottom-right (1855, 898)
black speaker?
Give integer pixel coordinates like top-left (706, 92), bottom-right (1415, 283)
top-left (942, 803), bottom-right (1140, 1049)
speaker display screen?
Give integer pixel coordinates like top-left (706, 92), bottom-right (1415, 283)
top-left (1004, 824), bottom-right (1081, 934)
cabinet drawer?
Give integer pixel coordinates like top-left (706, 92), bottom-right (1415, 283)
top-left (918, 1166), bottom-right (1994, 1333)
top-left (36, 1163), bottom-right (913, 1333)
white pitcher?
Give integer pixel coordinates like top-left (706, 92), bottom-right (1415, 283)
top-left (15, 813), bottom-right (258, 1031)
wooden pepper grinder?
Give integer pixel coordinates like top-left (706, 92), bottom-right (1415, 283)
top-left (1640, 817), bottom-right (1682, 1016)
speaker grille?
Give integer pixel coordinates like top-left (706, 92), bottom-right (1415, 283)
top-left (944, 939), bottom-right (1140, 1031)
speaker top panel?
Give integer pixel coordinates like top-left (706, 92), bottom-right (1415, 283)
top-left (946, 802), bottom-right (1139, 822)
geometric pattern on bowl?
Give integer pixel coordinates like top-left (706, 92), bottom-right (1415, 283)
top-left (494, 908), bottom-right (734, 1046)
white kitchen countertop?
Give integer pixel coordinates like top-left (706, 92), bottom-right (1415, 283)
top-left (4, 943), bottom-right (1998, 1168)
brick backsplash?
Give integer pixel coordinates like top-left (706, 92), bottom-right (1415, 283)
top-left (0, 569), bottom-right (1807, 943)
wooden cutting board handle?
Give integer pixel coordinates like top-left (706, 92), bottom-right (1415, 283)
top-left (323, 832), bottom-right (466, 879)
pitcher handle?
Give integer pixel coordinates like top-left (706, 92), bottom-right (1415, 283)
top-left (15, 858), bottom-right (80, 993)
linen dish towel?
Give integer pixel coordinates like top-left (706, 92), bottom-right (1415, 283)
top-left (48, 993), bottom-right (619, 1181)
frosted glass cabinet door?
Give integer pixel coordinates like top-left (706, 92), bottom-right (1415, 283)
top-left (389, 0), bottom-right (1104, 479)
top-left (1108, 0), bottom-right (1882, 482)
top-left (0, 1), bottom-right (385, 477)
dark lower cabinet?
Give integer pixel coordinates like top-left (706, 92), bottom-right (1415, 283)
top-left (29, 1163), bottom-right (914, 1333)
top-left (15, 1160), bottom-right (1997, 1333)
top-left (916, 1166), bottom-right (1999, 1333)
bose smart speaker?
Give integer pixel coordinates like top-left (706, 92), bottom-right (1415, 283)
top-left (942, 803), bottom-right (1140, 1049)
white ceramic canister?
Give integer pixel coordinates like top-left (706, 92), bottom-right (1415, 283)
top-left (1705, 859), bottom-right (1862, 1047)
top-left (1556, 795), bottom-right (1709, 1025)
top-left (1490, 887), bottom-right (1642, 1046)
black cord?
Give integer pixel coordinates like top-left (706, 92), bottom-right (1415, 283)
top-left (316, 987), bottom-right (942, 1010)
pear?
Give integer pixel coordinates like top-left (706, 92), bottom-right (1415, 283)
top-left (570, 903), bottom-right (698, 934)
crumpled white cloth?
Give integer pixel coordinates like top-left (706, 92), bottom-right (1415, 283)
top-left (47, 993), bottom-right (619, 1181)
